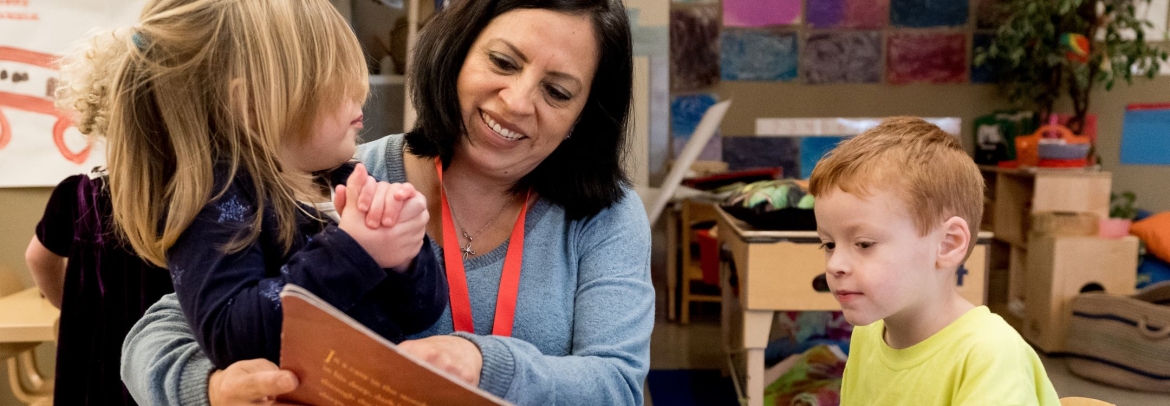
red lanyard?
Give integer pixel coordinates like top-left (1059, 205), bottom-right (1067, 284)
top-left (435, 159), bottom-right (528, 336)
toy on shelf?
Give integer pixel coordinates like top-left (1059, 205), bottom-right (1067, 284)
top-left (1010, 115), bottom-right (1091, 168)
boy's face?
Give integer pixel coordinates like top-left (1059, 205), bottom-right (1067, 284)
top-left (814, 186), bottom-right (944, 327)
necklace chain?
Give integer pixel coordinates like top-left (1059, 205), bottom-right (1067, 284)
top-left (442, 183), bottom-right (512, 259)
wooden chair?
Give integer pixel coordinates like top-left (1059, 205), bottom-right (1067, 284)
top-left (679, 200), bottom-right (720, 324)
top-left (0, 266), bottom-right (53, 406)
top-left (1059, 397), bottom-right (1115, 406)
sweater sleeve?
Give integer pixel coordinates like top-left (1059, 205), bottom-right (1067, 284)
top-left (121, 293), bottom-right (215, 406)
top-left (168, 181), bottom-right (403, 369)
top-left (458, 192), bottom-right (654, 405)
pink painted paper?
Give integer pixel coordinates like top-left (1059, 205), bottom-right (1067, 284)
top-left (886, 32), bottom-right (968, 84)
top-left (723, 0), bottom-right (802, 27)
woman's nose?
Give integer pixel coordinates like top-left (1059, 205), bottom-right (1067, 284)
top-left (498, 78), bottom-right (537, 116)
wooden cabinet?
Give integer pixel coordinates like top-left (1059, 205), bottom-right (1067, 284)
top-left (1024, 235), bottom-right (1138, 353)
top-left (978, 166), bottom-right (1136, 351)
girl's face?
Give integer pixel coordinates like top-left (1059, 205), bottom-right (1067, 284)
top-left (286, 97), bottom-right (364, 173)
top-left (454, 8), bottom-right (599, 180)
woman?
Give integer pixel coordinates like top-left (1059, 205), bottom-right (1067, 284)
top-left (120, 1), bottom-right (654, 405)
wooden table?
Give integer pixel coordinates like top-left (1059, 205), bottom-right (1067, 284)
top-left (715, 206), bottom-right (990, 406)
top-left (0, 288), bottom-right (59, 405)
top-left (0, 288), bottom-right (59, 343)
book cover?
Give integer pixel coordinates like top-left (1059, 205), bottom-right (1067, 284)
top-left (278, 284), bottom-right (511, 406)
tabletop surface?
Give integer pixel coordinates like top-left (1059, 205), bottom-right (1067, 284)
top-left (0, 288), bottom-right (59, 343)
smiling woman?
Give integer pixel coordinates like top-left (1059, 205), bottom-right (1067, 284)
top-left (119, 1), bottom-right (654, 405)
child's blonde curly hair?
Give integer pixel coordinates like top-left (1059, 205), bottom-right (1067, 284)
top-left (54, 0), bottom-right (369, 267)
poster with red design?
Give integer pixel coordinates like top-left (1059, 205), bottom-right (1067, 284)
top-left (0, 0), bottom-right (143, 187)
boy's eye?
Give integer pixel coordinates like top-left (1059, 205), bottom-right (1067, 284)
top-left (856, 241), bottom-right (875, 249)
top-left (489, 53), bottom-right (519, 71)
top-left (819, 242), bottom-right (835, 251)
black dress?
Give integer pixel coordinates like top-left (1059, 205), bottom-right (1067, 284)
top-left (35, 172), bottom-right (174, 406)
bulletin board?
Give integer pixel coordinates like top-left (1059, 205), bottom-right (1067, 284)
top-left (666, 0), bottom-right (1170, 179)
top-left (0, 0), bottom-right (144, 187)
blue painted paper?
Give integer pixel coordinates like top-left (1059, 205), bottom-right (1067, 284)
top-left (721, 30), bottom-right (799, 81)
top-left (722, 136), bottom-right (799, 178)
top-left (800, 137), bottom-right (849, 178)
top-left (1120, 106), bottom-right (1170, 165)
top-left (891, 0), bottom-right (968, 27)
top-left (671, 94), bottom-right (722, 160)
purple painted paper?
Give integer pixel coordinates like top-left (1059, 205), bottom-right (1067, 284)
top-left (723, 0), bottom-right (802, 27)
top-left (887, 32), bottom-right (968, 84)
top-left (803, 31), bottom-right (882, 84)
top-left (807, 0), bottom-right (889, 29)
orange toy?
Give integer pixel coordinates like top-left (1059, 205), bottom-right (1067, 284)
top-left (1015, 123), bottom-right (1090, 167)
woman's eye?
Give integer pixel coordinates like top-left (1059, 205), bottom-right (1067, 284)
top-left (489, 53), bottom-right (518, 71)
top-left (545, 84), bottom-right (571, 101)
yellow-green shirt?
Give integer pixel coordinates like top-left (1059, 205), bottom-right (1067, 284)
top-left (841, 306), bottom-right (1060, 405)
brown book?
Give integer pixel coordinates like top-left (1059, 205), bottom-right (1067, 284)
top-left (278, 284), bottom-right (511, 406)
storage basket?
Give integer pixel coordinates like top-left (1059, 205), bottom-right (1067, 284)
top-left (1065, 281), bottom-right (1170, 392)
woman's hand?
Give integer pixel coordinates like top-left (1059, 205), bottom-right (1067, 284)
top-left (208, 359), bottom-right (300, 406)
top-left (398, 336), bottom-right (484, 386)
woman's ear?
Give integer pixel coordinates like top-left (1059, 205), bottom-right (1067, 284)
top-left (936, 216), bottom-right (971, 271)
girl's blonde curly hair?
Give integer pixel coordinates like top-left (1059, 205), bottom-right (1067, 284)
top-left (54, 0), bottom-right (368, 267)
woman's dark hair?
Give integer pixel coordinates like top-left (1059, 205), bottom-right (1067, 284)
top-left (404, 0), bottom-right (633, 220)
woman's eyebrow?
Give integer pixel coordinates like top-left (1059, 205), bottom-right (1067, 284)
top-left (496, 39), bottom-right (583, 88)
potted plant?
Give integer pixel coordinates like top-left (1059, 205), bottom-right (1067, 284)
top-left (1102, 191), bottom-right (1138, 237)
top-left (975, 0), bottom-right (1167, 144)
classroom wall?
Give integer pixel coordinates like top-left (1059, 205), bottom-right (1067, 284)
top-left (705, 77), bottom-right (1170, 213)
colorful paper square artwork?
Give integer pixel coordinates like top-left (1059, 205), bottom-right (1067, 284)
top-left (671, 93), bottom-right (722, 160)
top-left (1121, 104), bottom-right (1170, 165)
top-left (887, 32), bottom-right (968, 84)
top-left (799, 137), bottom-right (849, 179)
top-left (721, 30), bottom-right (799, 81)
top-left (722, 136), bottom-right (799, 177)
top-left (891, 0), bottom-right (969, 27)
top-left (803, 31), bottom-right (882, 84)
top-left (670, 5), bottom-right (721, 90)
top-left (807, 0), bottom-right (890, 29)
top-left (723, 0), bottom-right (802, 27)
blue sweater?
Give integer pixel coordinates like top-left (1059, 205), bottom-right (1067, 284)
top-left (121, 134), bottom-right (655, 405)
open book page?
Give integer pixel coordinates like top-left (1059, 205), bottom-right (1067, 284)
top-left (278, 284), bottom-right (511, 406)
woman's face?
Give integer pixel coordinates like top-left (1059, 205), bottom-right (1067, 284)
top-left (455, 8), bottom-right (599, 180)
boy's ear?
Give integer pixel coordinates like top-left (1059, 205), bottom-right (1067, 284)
top-left (936, 216), bottom-right (971, 271)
